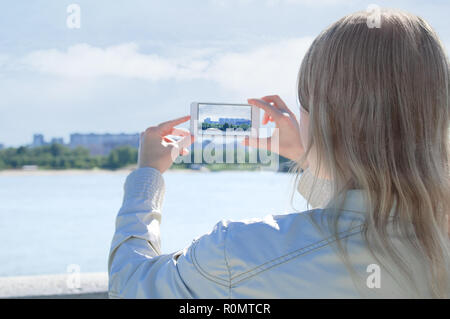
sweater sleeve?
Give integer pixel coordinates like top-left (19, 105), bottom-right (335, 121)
top-left (107, 167), bottom-right (230, 298)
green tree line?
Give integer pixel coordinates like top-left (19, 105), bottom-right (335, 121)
top-left (201, 122), bottom-right (250, 131)
top-left (0, 144), bottom-right (138, 170)
top-left (0, 143), bottom-right (292, 171)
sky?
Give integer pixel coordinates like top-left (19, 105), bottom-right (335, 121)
top-left (198, 104), bottom-right (251, 122)
top-left (0, 0), bottom-right (449, 146)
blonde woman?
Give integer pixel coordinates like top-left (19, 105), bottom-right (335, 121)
top-left (108, 9), bottom-right (450, 298)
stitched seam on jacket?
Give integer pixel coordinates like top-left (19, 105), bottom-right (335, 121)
top-left (230, 227), bottom-right (363, 286)
top-left (109, 236), bottom-right (159, 296)
top-left (173, 250), bottom-right (198, 298)
top-left (190, 239), bottom-right (229, 287)
top-left (230, 224), bottom-right (364, 281)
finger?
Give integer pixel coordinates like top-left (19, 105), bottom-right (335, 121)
top-left (177, 134), bottom-right (195, 150)
top-left (169, 146), bottom-right (190, 159)
top-left (261, 95), bottom-right (288, 110)
top-left (165, 135), bottom-right (193, 147)
top-left (163, 136), bottom-right (176, 144)
top-left (247, 98), bottom-right (283, 121)
top-left (241, 136), bottom-right (271, 150)
top-left (161, 136), bottom-right (178, 149)
top-left (180, 147), bottom-right (190, 156)
top-left (262, 95), bottom-right (295, 117)
top-left (170, 127), bottom-right (191, 137)
top-left (262, 115), bottom-right (267, 125)
top-left (262, 112), bottom-right (270, 125)
top-left (169, 135), bottom-right (195, 161)
top-left (242, 136), bottom-right (258, 148)
top-left (158, 115), bottom-right (190, 135)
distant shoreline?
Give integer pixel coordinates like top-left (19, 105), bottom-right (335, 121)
top-left (0, 167), bottom-right (211, 176)
top-left (0, 162), bottom-right (286, 176)
top-left (0, 168), bottom-right (135, 176)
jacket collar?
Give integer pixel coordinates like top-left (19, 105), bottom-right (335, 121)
top-left (324, 189), bottom-right (368, 214)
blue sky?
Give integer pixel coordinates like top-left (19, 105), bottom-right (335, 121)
top-left (0, 0), bottom-right (449, 146)
top-left (198, 104), bottom-right (251, 122)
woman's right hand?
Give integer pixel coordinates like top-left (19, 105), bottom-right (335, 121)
top-left (244, 95), bottom-right (307, 166)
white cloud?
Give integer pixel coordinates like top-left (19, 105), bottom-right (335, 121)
top-left (23, 43), bottom-right (182, 81)
top-left (207, 38), bottom-right (313, 98)
top-left (17, 37), bottom-right (313, 103)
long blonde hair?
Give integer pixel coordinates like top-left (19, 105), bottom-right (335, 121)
top-left (296, 9), bottom-right (450, 297)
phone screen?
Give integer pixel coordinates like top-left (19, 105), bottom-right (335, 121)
top-left (197, 103), bottom-right (252, 135)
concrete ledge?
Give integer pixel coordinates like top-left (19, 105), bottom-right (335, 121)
top-left (0, 272), bottom-right (108, 299)
top-left (15, 292), bottom-right (109, 299)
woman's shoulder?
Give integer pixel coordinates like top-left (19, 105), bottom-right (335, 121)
top-left (223, 208), bottom-right (364, 238)
top-left (185, 209), bottom-right (365, 290)
top-left (192, 210), bottom-right (360, 284)
top-left (225, 209), bottom-right (363, 257)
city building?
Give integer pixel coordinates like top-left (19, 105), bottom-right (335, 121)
top-left (32, 134), bottom-right (45, 148)
top-left (50, 138), bottom-right (64, 145)
top-left (28, 133), bottom-right (139, 156)
top-left (31, 134), bottom-right (64, 148)
top-left (204, 117), bottom-right (251, 126)
top-left (69, 133), bottom-right (140, 156)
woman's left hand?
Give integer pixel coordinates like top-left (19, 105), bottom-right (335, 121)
top-left (138, 115), bottom-right (194, 173)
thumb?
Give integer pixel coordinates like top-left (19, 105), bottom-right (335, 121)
top-left (170, 135), bottom-right (195, 160)
top-left (178, 135), bottom-right (195, 157)
top-left (177, 134), bottom-right (195, 149)
top-left (241, 136), bottom-right (271, 150)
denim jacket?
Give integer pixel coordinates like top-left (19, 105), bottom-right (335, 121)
top-left (108, 168), bottom-right (433, 298)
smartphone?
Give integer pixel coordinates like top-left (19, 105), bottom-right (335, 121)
top-left (190, 102), bottom-right (259, 136)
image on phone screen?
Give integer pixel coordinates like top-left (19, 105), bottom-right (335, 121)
top-left (197, 103), bottom-right (252, 135)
